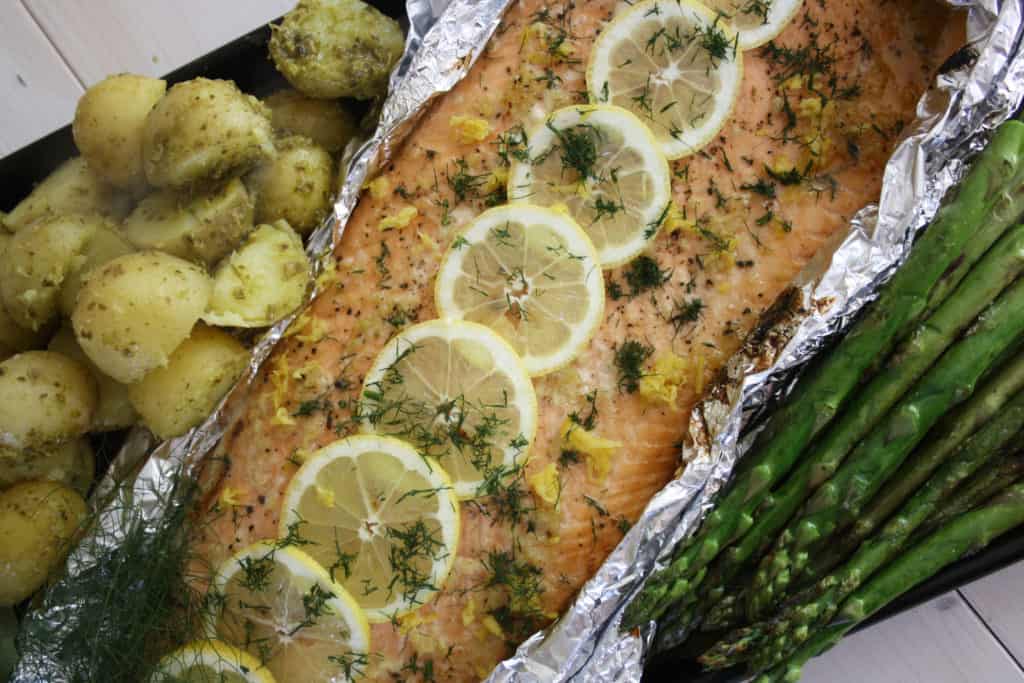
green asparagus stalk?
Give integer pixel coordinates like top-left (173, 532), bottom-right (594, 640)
top-left (915, 451), bottom-right (1024, 539)
top-left (702, 392), bottom-right (1024, 672)
top-left (622, 121), bottom-right (1024, 629)
top-left (753, 481), bottom-right (1024, 683)
top-left (746, 275), bottom-right (1024, 620)
top-left (798, 349), bottom-right (1024, 584)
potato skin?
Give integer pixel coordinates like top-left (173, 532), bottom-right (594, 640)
top-left (59, 222), bottom-right (135, 318)
top-left (73, 73), bottom-right (167, 192)
top-left (0, 481), bottom-right (88, 606)
top-left (204, 221), bottom-right (311, 328)
top-left (1, 216), bottom-right (98, 332)
top-left (4, 158), bottom-right (133, 231)
top-left (250, 136), bottom-right (334, 235)
top-left (269, 0), bottom-right (404, 100)
top-left (123, 178), bottom-right (254, 267)
top-left (142, 78), bottom-right (274, 188)
top-left (0, 234), bottom-right (46, 361)
top-left (48, 327), bottom-right (136, 432)
top-left (0, 351), bottom-right (96, 450)
top-left (128, 324), bottom-right (248, 439)
top-left (264, 89), bottom-right (357, 153)
top-left (0, 439), bottom-right (94, 495)
top-left (71, 252), bottom-right (212, 383)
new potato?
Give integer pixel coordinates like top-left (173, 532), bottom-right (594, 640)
top-left (0, 481), bottom-right (88, 606)
top-left (264, 89), bottom-right (357, 153)
top-left (3, 158), bottom-right (133, 231)
top-left (204, 221), bottom-right (311, 328)
top-left (0, 233), bottom-right (46, 361)
top-left (58, 222), bottom-right (136, 318)
top-left (123, 178), bottom-right (254, 266)
top-left (250, 135), bottom-right (334, 235)
top-left (0, 351), bottom-right (96, 450)
top-left (0, 215), bottom-right (99, 331)
top-left (142, 78), bottom-right (274, 188)
top-left (0, 439), bottom-right (94, 495)
top-left (48, 327), bottom-right (136, 432)
top-left (73, 73), bottom-right (167, 192)
top-left (128, 324), bottom-right (249, 439)
top-left (71, 252), bottom-right (212, 383)
top-left (269, 0), bottom-right (404, 100)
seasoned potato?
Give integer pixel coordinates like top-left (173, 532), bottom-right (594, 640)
top-left (123, 178), bottom-right (254, 267)
top-left (0, 481), bottom-right (88, 605)
top-left (0, 233), bottom-right (46, 361)
top-left (0, 215), bottom-right (98, 331)
top-left (71, 252), bottom-right (212, 383)
top-left (0, 351), bottom-right (96, 450)
top-left (142, 78), bottom-right (274, 188)
top-left (4, 158), bottom-right (133, 231)
top-left (48, 327), bottom-right (136, 431)
top-left (264, 89), bottom-right (358, 153)
top-left (73, 74), bottom-right (167, 192)
top-left (0, 439), bottom-right (94, 495)
top-left (269, 0), bottom-right (404, 100)
top-left (58, 222), bottom-right (135, 318)
top-left (250, 136), bottom-right (334, 235)
top-left (128, 324), bottom-right (248, 439)
top-left (204, 221), bottom-right (311, 327)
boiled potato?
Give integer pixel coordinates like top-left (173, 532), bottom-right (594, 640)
top-left (0, 215), bottom-right (98, 331)
top-left (128, 324), bottom-right (248, 439)
top-left (71, 252), bottom-right (212, 383)
top-left (142, 78), bottom-right (274, 188)
top-left (4, 158), bottom-right (133, 231)
top-left (123, 178), bottom-right (255, 267)
top-left (58, 222), bottom-right (135, 318)
top-left (269, 0), bottom-right (404, 100)
top-left (0, 234), bottom-right (46, 361)
top-left (0, 439), bottom-right (94, 495)
top-left (264, 89), bottom-right (358, 153)
top-left (48, 327), bottom-right (136, 432)
top-left (250, 136), bottom-right (334, 235)
top-left (0, 351), bottom-right (96, 450)
top-left (0, 481), bottom-right (88, 606)
top-left (73, 74), bottom-right (167, 192)
top-left (204, 221), bottom-right (311, 327)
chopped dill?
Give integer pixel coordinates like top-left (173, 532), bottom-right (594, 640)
top-left (327, 651), bottom-right (371, 680)
top-left (495, 126), bottom-right (529, 166)
top-left (295, 398), bottom-right (326, 417)
top-left (740, 178), bottom-right (776, 198)
top-left (614, 340), bottom-right (654, 393)
top-left (670, 297), bottom-right (705, 334)
top-left (482, 550), bottom-right (545, 624)
top-left (401, 653), bottom-right (436, 681)
top-left (452, 235), bottom-right (470, 250)
top-left (447, 158), bottom-right (486, 202)
top-left (547, 122), bottom-right (601, 182)
top-left (741, 0), bottom-right (772, 23)
top-left (386, 520), bottom-right (446, 606)
top-left (624, 255), bottom-right (670, 296)
top-left (593, 195), bottom-right (625, 221)
top-left (375, 242), bottom-right (391, 286)
top-left (764, 161), bottom-right (810, 185)
top-left (698, 22), bottom-right (736, 63)
top-left (568, 390), bottom-right (599, 431)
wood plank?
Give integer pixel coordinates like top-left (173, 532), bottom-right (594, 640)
top-left (0, 3), bottom-right (83, 156)
top-left (961, 562), bottom-right (1024, 666)
top-left (802, 592), bottom-right (1024, 682)
top-left (22, 0), bottom-right (293, 87)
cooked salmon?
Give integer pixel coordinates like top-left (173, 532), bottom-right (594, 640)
top-left (191, 0), bottom-right (965, 679)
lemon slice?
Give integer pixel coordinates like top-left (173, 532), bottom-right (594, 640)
top-left (279, 434), bottom-right (460, 622)
top-left (208, 543), bottom-right (371, 683)
top-left (702, 0), bottom-right (802, 50)
top-left (434, 204), bottom-right (605, 377)
top-left (507, 104), bottom-right (671, 267)
top-left (587, 0), bottom-right (743, 160)
top-left (359, 319), bottom-right (537, 498)
top-left (151, 640), bottom-right (275, 683)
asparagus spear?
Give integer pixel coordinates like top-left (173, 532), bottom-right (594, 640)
top-left (915, 451), bottom-right (1024, 539)
top-left (702, 393), bottom-right (1024, 671)
top-left (621, 121), bottom-right (1024, 628)
top-left (798, 348), bottom-right (1024, 585)
top-left (753, 481), bottom-right (1024, 683)
top-left (747, 275), bottom-right (1024, 620)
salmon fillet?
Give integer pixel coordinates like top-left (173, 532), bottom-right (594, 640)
top-left (191, 0), bottom-right (964, 679)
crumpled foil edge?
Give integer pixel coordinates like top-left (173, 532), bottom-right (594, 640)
top-left (11, 0), bottom-right (510, 679)
top-left (487, 1), bottom-right (1024, 681)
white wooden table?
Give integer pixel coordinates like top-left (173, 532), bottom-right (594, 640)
top-left (1, 2), bottom-right (1021, 681)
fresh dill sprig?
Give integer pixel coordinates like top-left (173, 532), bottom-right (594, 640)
top-left (614, 340), bottom-right (654, 393)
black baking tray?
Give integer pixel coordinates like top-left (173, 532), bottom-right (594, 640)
top-left (2, 3), bottom-right (1022, 680)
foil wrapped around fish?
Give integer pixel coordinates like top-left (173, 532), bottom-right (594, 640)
top-left (11, 0), bottom-right (1024, 680)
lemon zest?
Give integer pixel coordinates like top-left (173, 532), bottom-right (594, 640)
top-left (417, 230), bottom-right (440, 253)
top-left (528, 462), bottom-right (561, 506)
top-left (462, 597), bottom-right (477, 627)
top-left (560, 418), bottom-right (620, 481)
top-left (272, 406), bottom-right (296, 426)
top-left (366, 176), bottom-right (391, 200)
top-left (482, 615), bottom-right (504, 639)
top-left (379, 206), bottom-right (419, 231)
top-left (219, 486), bottom-right (243, 507)
top-left (639, 352), bottom-right (689, 408)
top-left (450, 115), bottom-right (492, 144)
